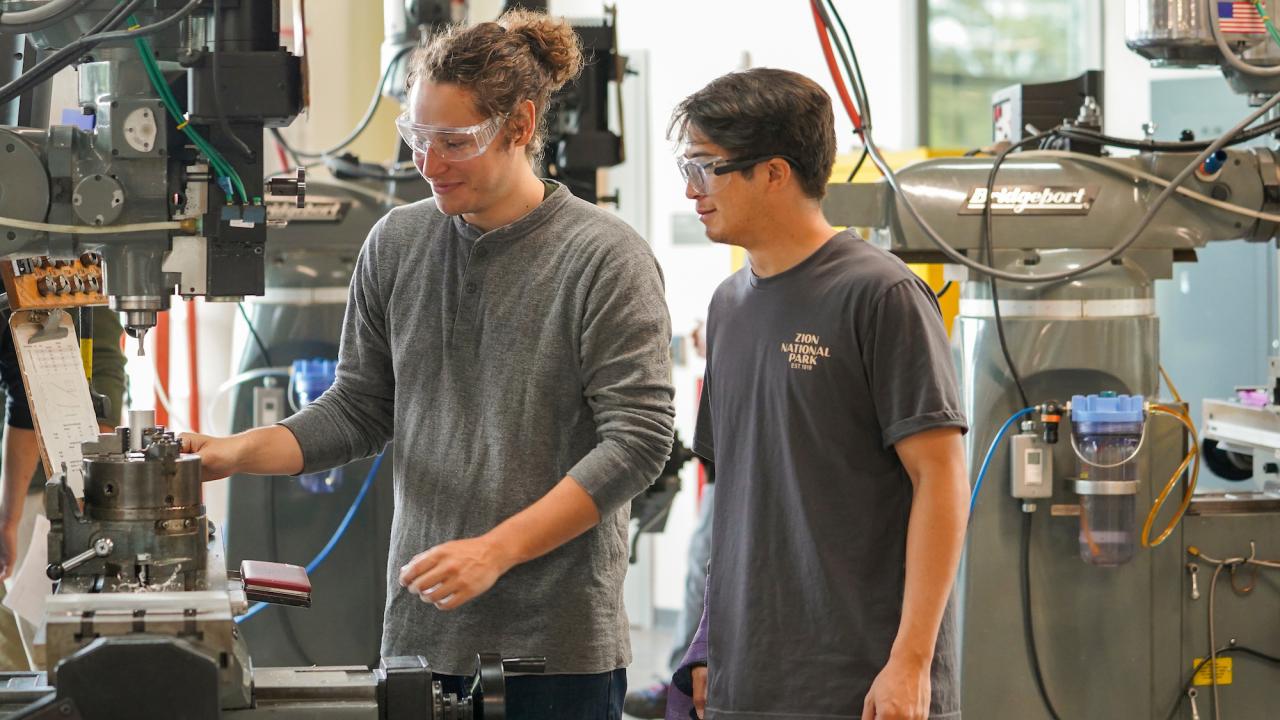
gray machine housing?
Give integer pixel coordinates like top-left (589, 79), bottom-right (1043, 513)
top-left (0, 0), bottom-right (304, 340)
top-left (0, 418), bottom-right (519, 719)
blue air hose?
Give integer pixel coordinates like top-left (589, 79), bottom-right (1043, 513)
top-left (236, 451), bottom-right (386, 623)
top-left (969, 407), bottom-right (1036, 514)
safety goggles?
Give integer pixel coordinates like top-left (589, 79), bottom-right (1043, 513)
top-left (676, 153), bottom-right (803, 195)
top-left (395, 113), bottom-right (508, 162)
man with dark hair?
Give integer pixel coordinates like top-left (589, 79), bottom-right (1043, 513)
top-left (665, 68), bottom-right (969, 720)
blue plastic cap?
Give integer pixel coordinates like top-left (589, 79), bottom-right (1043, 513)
top-left (1071, 393), bottom-right (1145, 423)
top-left (292, 358), bottom-right (338, 398)
top-left (1202, 149), bottom-right (1228, 176)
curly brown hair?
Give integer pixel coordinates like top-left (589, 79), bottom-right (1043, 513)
top-left (406, 9), bottom-right (583, 164)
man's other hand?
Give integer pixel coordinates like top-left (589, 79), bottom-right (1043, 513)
top-left (692, 665), bottom-right (708, 719)
top-left (861, 653), bottom-right (930, 720)
top-left (399, 536), bottom-right (516, 611)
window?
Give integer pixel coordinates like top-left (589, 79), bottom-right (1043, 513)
top-left (926, 0), bottom-right (1100, 148)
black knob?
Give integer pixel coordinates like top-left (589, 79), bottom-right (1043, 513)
top-left (46, 563), bottom-right (63, 581)
top-left (268, 166), bottom-right (307, 208)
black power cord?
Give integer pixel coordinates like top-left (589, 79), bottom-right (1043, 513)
top-left (846, 145), bottom-right (869, 182)
top-left (0, 0), bottom-right (199, 107)
top-left (275, 44), bottom-right (414, 160)
top-left (822, 0), bottom-right (871, 132)
top-left (935, 281), bottom-right (953, 299)
top-left (236, 303), bottom-right (273, 368)
top-left (210, 0), bottom-right (255, 161)
top-left (1056, 120), bottom-right (1280, 153)
top-left (982, 130), bottom-right (1058, 410)
top-left (1163, 644), bottom-right (1280, 720)
top-left (1, 0), bottom-right (144, 113)
top-left (1021, 511), bottom-right (1064, 720)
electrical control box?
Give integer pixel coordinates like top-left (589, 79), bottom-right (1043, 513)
top-left (252, 384), bottom-right (286, 427)
top-left (1011, 431), bottom-right (1053, 499)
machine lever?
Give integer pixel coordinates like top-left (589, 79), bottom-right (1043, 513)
top-left (47, 537), bottom-right (113, 581)
top-left (1188, 563), bottom-right (1200, 601)
top-left (1188, 688), bottom-right (1201, 720)
top-left (502, 656), bottom-right (547, 674)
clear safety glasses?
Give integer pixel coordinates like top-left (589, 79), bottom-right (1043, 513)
top-left (395, 113), bottom-right (508, 162)
top-left (676, 153), bottom-right (803, 195)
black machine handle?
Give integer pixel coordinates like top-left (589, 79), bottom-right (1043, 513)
top-left (500, 657), bottom-right (547, 675)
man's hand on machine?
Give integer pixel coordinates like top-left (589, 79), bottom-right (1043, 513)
top-left (398, 535), bottom-right (516, 611)
top-left (179, 433), bottom-right (240, 482)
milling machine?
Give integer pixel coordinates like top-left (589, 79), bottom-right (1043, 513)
top-left (818, 0), bottom-right (1280, 717)
top-left (0, 1), bottom-right (524, 717)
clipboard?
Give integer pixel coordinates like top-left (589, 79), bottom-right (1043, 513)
top-left (8, 309), bottom-right (99, 495)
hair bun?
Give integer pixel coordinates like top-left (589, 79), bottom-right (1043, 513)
top-left (500, 9), bottom-right (583, 90)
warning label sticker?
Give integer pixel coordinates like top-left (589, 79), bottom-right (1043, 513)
top-left (1193, 657), bottom-right (1233, 686)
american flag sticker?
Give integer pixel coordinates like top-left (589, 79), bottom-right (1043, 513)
top-left (1219, 2), bottom-right (1268, 34)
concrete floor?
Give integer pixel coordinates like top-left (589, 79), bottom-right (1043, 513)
top-left (624, 620), bottom-right (676, 719)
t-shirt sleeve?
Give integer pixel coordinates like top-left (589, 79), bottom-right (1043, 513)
top-left (862, 278), bottom-right (968, 448)
top-left (279, 217), bottom-right (396, 473)
top-left (693, 359), bottom-right (713, 463)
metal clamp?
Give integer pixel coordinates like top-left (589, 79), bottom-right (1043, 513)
top-left (47, 537), bottom-right (113, 580)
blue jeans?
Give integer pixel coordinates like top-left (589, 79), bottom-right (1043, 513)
top-left (435, 668), bottom-right (626, 720)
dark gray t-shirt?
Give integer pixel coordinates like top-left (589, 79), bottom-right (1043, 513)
top-left (694, 231), bottom-right (966, 719)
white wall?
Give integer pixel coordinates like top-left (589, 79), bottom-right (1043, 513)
top-left (1102, 0), bottom-right (1218, 139)
top-left (550, 0), bottom-right (921, 615)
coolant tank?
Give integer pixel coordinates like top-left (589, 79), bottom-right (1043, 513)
top-left (292, 358), bottom-right (338, 406)
top-left (1070, 393), bottom-right (1145, 566)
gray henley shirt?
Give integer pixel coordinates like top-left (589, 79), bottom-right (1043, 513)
top-left (280, 182), bottom-right (676, 675)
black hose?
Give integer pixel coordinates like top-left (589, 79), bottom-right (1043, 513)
top-left (324, 154), bottom-right (420, 182)
top-left (935, 281), bottom-right (953, 299)
top-left (1021, 511), bottom-right (1064, 720)
top-left (0, 0), bottom-right (200, 107)
top-left (0, 0), bottom-right (143, 113)
top-left (982, 131), bottom-right (1055, 410)
top-left (276, 44), bottom-right (414, 160)
top-left (210, 0), bottom-right (255, 161)
top-left (846, 145), bottom-right (868, 183)
top-left (0, 0), bottom-right (94, 35)
top-left (1056, 119), bottom-right (1280, 153)
top-left (1164, 645), bottom-right (1280, 720)
top-left (821, 0), bottom-right (871, 132)
top-left (236, 303), bottom-right (273, 368)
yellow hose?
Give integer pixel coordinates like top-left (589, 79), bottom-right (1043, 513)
top-left (0, 216), bottom-right (194, 235)
top-left (1159, 365), bottom-right (1184, 404)
top-left (1140, 405), bottom-right (1201, 547)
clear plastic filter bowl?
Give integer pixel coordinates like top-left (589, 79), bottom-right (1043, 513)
top-left (1071, 393), bottom-right (1146, 566)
